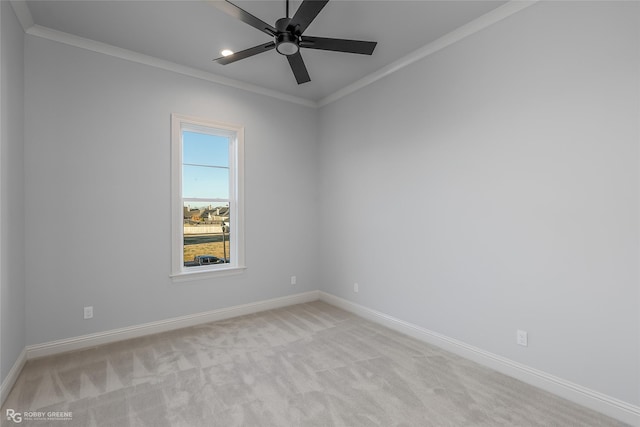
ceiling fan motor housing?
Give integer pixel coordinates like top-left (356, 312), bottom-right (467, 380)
top-left (275, 17), bottom-right (299, 56)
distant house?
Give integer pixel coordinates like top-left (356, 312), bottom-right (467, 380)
top-left (183, 207), bottom-right (202, 223)
top-left (201, 207), bottom-right (230, 224)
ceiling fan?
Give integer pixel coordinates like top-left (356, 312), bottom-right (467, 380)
top-left (213, 0), bottom-right (377, 84)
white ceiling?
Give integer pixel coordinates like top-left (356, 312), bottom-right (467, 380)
top-left (23, 0), bottom-right (506, 103)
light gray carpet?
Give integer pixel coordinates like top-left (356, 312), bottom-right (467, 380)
top-left (2, 301), bottom-right (628, 426)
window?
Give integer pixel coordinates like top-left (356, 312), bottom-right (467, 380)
top-left (171, 114), bottom-right (245, 281)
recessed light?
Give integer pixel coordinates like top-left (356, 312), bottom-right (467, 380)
top-left (221, 49), bottom-right (234, 57)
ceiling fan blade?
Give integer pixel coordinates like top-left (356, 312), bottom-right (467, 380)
top-left (287, 52), bottom-right (311, 84)
top-left (212, 0), bottom-right (276, 36)
top-left (214, 42), bottom-right (276, 65)
top-left (287, 0), bottom-right (329, 35)
top-left (299, 36), bottom-right (377, 55)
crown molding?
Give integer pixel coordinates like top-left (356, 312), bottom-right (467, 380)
top-left (13, 1), bottom-right (536, 109)
top-left (9, 0), bottom-right (34, 32)
top-left (317, 0), bottom-right (538, 108)
top-left (25, 25), bottom-right (317, 108)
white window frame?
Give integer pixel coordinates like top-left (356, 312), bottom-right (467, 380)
top-left (170, 114), bottom-right (245, 282)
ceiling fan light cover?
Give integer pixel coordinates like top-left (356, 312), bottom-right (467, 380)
top-left (276, 33), bottom-right (299, 56)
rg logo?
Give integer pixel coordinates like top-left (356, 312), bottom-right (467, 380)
top-left (6, 409), bottom-right (22, 423)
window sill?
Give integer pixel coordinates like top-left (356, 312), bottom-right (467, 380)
top-left (170, 265), bottom-right (246, 283)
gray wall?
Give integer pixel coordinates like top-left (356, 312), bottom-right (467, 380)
top-left (318, 1), bottom-right (639, 405)
top-left (1, 0), bottom-right (26, 382)
top-left (4, 0), bottom-right (639, 411)
top-left (24, 35), bottom-right (319, 345)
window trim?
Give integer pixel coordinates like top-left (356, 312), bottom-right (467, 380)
top-left (170, 114), bottom-right (245, 282)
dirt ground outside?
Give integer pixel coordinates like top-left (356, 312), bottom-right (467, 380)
top-left (184, 241), bottom-right (230, 263)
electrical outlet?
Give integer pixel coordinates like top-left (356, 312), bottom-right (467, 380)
top-left (291, 276), bottom-right (297, 285)
top-left (517, 329), bottom-right (528, 346)
top-left (354, 283), bottom-right (359, 293)
top-left (84, 306), bottom-right (93, 319)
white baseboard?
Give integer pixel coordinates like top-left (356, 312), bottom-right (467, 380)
top-left (0, 348), bottom-right (26, 406)
top-left (6, 289), bottom-right (639, 426)
top-left (2, 291), bottom-right (318, 407)
top-left (25, 290), bottom-right (320, 360)
top-left (318, 291), bottom-right (640, 427)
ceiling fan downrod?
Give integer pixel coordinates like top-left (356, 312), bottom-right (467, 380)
top-left (275, 0), bottom-right (299, 56)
